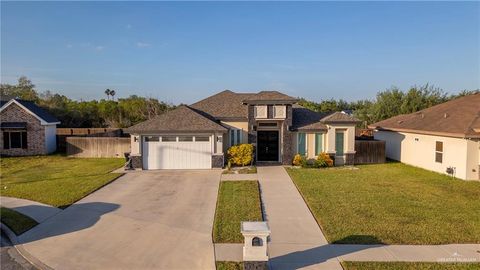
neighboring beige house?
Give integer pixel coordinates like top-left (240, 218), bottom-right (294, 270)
top-left (126, 90), bottom-right (359, 170)
top-left (370, 93), bottom-right (480, 180)
top-left (0, 99), bottom-right (60, 156)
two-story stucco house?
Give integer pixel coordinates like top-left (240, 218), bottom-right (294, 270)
top-left (126, 90), bottom-right (359, 170)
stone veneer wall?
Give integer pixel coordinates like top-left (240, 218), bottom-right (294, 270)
top-left (281, 105), bottom-right (294, 165)
top-left (212, 154), bottom-right (224, 168)
top-left (0, 103), bottom-right (47, 156)
top-left (130, 155), bottom-right (143, 169)
top-left (247, 105), bottom-right (256, 144)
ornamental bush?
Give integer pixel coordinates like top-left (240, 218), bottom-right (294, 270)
top-left (316, 152), bottom-right (334, 167)
top-left (292, 154), bottom-right (306, 166)
top-left (227, 144), bottom-right (254, 166)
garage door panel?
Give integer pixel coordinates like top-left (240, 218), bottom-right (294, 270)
top-left (143, 136), bottom-right (212, 170)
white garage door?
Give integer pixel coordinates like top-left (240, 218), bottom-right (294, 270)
top-left (142, 135), bottom-right (212, 170)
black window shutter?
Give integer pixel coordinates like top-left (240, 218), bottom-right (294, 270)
top-left (3, 132), bottom-right (10, 149)
top-left (22, 132), bottom-right (28, 149)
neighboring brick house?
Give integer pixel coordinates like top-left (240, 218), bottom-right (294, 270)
top-left (126, 90), bottom-right (359, 170)
top-left (0, 99), bottom-right (60, 156)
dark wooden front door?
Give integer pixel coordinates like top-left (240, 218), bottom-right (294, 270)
top-left (257, 131), bottom-right (279, 161)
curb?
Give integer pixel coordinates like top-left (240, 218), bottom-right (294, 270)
top-left (0, 222), bottom-right (54, 270)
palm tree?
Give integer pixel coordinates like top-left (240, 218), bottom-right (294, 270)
top-left (104, 89), bottom-right (111, 100)
top-left (110, 90), bottom-right (116, 101)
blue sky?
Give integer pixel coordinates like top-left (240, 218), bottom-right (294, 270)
top-left (1, 1), bottom-right (479, 104)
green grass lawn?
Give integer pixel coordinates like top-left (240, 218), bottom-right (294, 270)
top-left (342, 262), bottom-right (480, 270)
top-left (216, 261), bottom-right (244, 270)
top-left (0, 155), bottom-right (124, 208)
top-left (286, 162), bottom-right (480, 244)
top-left (213, 180), bottom-right (263, 243)
top-left (0, 207), bottom-right (38, 235)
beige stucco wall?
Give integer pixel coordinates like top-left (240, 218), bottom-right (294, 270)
top-left (221, 121), bottom-right (249, 148)
top-left (292, 124), bottom-right (355, 160)
top-left (130, 135), bottom-right (140, 155)
top-left (374, 131), bottom-right (480, 180)
top-left (324, 124), bottom-right (356, 154)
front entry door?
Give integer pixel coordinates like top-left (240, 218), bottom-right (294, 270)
top-left (257, 131), bottom-right (279, 161)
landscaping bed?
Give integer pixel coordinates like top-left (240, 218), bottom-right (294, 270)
top-left (342, 262), bottom-right (480, 270)
top-left (213, 180), bottom-right (263, 243)
top-left (286, 162), bottom-right (480, 244)
top-left (222, 166), bottom-right (257, 174)
top-left (0, 155), bottom-right (124, 208)
top-left (216, 261), bottom-right (243, 270)
top-left (0, 207), bottom-right (38, 235)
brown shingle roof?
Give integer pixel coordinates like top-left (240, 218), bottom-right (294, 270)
top-left (190, 90), bottom-right (254, 120)
top-left (320, 112), bottom-right (360, 123)
top-left (291, 105), bottom-right (328, 131)
top-left (126, 105), bottom-right (227, 134)
top-left (369, 93), bottom-right (480, 138)
top-left (243, 91), bottom-right (298, 104)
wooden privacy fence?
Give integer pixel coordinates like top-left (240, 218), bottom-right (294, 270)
top-left (66, 137), bottom-right (130, 158)
top-left (57, 128), bottom-right (123, 136)
top-left (354, 140), bottom-right (386, 164)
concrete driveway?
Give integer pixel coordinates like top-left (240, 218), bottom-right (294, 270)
top-left (18, 170), bottom-right (221, 270)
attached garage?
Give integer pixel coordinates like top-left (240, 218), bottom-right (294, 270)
top-left (126, 105), bottom-right (227, 170)
top-left (142, 135), bottom-right (212, 169)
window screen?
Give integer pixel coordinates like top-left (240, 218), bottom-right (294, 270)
top-left (435, 141), bottom-right (443, 163)
top-left (297, 133), bottom-right (306, 155)
top-left (315, 133), bottom-right (323, 155)
top-left (10, 132), bottom-right (22, 148)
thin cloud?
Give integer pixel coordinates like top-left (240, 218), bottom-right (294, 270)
top-left (136, 42), bottom-right (151, 48)
top-left (126, 24), bottom-right (132, 30)
top-left (95, 46), bottom-right (105, 51)
top-left (66, 44), bottom-right (73, 49)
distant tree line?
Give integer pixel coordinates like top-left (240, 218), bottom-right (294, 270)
top-left (0, 76), bottom-right (176, 128)
top-left (298, 85), bottom-right (479, 127)
top-left (1, 76), bottom-right (478, 128)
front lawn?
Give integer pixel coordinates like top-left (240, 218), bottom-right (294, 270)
top-left (0, 155), bottom-right (124, 208)
top-left (213, 181), bottom-right (263, 243)
top-left (342, 262), bottom-right (480, 270)
top-left (0, 207), bottom-right (38, 235)
top-left (287, 163), bottom-right (480, 244)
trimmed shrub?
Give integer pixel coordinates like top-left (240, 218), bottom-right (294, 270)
top-left (316, 152), bottom-right (334, 167)
top-left (292, 154), bottom-right (306, 167)
top-left (227, 144), bottom-right (254, 166)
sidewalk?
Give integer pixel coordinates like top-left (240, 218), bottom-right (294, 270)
top-left (0, 196), bottom-right (61, 223)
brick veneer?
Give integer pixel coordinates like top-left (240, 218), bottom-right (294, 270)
top-left (0, 103), bottom-right (47, 156)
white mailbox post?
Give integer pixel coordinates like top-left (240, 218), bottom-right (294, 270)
top-left (241, 221), bottom-right (270, 262)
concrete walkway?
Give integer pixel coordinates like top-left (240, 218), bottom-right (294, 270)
top-left (257, 166), bottom-right (343, 270)
top-left (0, 196), bottom-right (62, 224)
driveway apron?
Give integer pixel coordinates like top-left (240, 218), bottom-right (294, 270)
top-left (18, 170), bottom-right (221, 270)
